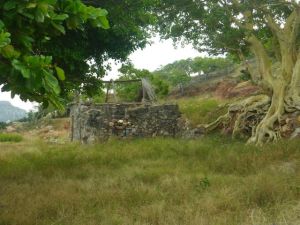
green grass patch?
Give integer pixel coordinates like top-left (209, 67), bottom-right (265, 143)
top-left (0, 133), bottom-right (23, 142)
top-left (176, 97), bottom-right (229, 126)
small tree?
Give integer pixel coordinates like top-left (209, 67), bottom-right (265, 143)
top-left (116, 62), bottom-right (169, 102)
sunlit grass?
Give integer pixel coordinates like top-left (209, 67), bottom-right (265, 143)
top-left (0, 133), bottom-right (23, 143)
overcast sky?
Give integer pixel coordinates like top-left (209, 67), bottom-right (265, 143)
top-left (0, 37), bottom-right (203, 111)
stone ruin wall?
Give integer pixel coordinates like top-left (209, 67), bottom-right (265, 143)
top-left (70, 103), bottom-right (185, 143)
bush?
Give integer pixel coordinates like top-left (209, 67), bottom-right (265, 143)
top-left (0, 122), bottom-right (8, 130)
top-left (0, 133), bottom-right (23, 142)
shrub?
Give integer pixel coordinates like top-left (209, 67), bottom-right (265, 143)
top-left (0, 122), bottom-right (8, 130)
top-left (0, 133), bottom-right (23, 142)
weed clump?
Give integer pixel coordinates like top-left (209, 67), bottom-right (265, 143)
top-left (0, 133), bottom-right (23, 142)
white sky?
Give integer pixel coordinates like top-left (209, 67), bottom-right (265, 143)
top-left (0, 37), bottom-right (203, 111)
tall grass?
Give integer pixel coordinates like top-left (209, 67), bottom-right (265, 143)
top-left (0, 136), bottom-right (299, 225)
top-left (176, 97), bottom-right (229, 126)
top-left (0, 133), bottom-right (23, 142)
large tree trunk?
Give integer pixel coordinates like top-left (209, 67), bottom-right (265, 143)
top-left (203, 64), bottom-right (299, 145)
top-left (204, 7), bottom-right (300, 145)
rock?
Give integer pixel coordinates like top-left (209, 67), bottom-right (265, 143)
top-left (6, 126), bottom-right (16, 133)
top-left (282, 124), bottom-right (291, 133)
top-left (214, 80), bottom-right (262, 99)
top-left (39, 125), bottom-right (54, 134)
top-left (290, 128), bottom-right (300, 139)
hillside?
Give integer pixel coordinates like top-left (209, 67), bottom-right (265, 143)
top-left (168, 60), bottom-right (261, 100)
top-left (0, 101), bottom-right (27, 122)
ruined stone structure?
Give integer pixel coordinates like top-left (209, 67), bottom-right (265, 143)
top-left (70, 103), bottom-right (184, 143)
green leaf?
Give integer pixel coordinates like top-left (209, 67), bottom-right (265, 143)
top-left (1, 45), bottom-right (20, 59)
top-left (18, 11), bottom-right (35, 20)
top-left (0, 20), bottom-right (5, 30)
top-left (44, 70), bottom-right (61, 95)
top-left (0, 31), bottom-right (11, 48)
top-left (11, 59), bottom-right (23, 71)
top-left (12, 59), bottom-right (31, 78)
top-left (52, 14), bottom-right (69, 21)
top-left (4, 1), bottom-right (17, 11)
top-left (55, 66), bottom-right (65, 81)
top-left (26, 3), bottom-right (37, 9)
top-left (48, 95), bottom-right (65, 112)
top-left (19, 35), bottom-right (34, 50)
top-left (51, 22), bottom-right (66, 34)
top-left (21, 68), bottom-right (31, 79)
top-left (98, 16), bottom-right (110, 29)
top-left (35, 9), bottom-right (45, 22)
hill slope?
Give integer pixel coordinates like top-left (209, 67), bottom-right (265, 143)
top-left (0, 101), bottom-right (27, 122)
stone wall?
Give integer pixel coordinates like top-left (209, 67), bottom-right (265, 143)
top-left (70, 103), bottom-right (184, 143)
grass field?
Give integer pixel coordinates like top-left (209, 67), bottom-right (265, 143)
top-left (0, 135), bottom-right (299, 225)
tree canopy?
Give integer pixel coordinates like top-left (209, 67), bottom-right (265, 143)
top-left (0, 0), bottom-right (158, 108)
top-left (154, 57), bottom-right (234, 86)
top-left (55, 0), bottom-right (158, 98)
top-left (0, 0), bottom-right (110, 108)
top-left (157, 1), bottom-right (299, 60)
top-left (156, 0), bottom-right (300, 144)
top-left (115, 62), bottom-right (169, 102)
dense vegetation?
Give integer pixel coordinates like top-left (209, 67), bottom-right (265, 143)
top-left (154, 57), bottom-right (234, 86)
top-left (0, 0), bottom-right (158, 108)
top-left (112, 57), bottom-right (234, 102)
top-left (0, 0), bottom-right (109, 108)
top-left (114, 62), bottom-right (169, 102)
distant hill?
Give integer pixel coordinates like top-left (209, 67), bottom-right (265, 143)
top-left (0, 101), bottom-right (27, 122)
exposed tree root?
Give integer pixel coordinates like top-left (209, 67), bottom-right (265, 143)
top-left (247, 80), bottom-right (286, 145)
top-left (201, 4), bottom-right (300, 145)
top-left (204, 113), bottom-right (230, 133)
top-left (202, 92), bottom-right (300, 145)
top-left (204, 95), bottom-right (271, 141)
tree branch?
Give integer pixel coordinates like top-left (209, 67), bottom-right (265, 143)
top-left (246, 35), bottom-right (273, 88)
top-left (265, 14), bottom-right (284, 41)
top-left (289, 8), bottom-right (300, 45)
